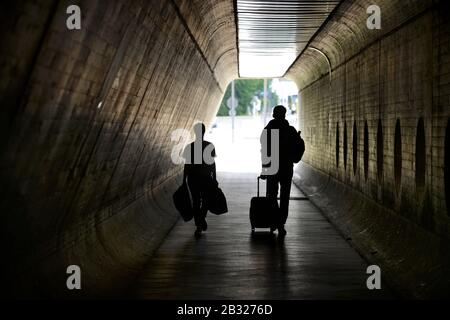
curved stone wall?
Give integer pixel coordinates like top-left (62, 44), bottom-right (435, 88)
top-left (0, 0), bottom-right (237, 297)
top-left (287, 0), bottom-right (450, 297)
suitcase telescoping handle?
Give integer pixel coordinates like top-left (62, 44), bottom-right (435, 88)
top-left (257, 176), bottom-right (260, 197)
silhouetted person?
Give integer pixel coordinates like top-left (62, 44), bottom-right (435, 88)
top-left (260, 105), bottom-right (301, 237)
top-left (183, 123), bottom-right (217, 237)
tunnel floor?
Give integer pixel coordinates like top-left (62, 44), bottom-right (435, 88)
top-left (130, 172), bottom-right (393, 299)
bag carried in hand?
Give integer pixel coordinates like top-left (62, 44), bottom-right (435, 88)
top-left (173, 182), bottom-right (193, 221)
top-left (207, 186), bottom-right (228, 215)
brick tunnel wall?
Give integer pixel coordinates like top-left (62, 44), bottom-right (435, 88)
top-left (287, 0), bottom-right (450, 298)
top-left (0, 0), bottom-right (237, 297)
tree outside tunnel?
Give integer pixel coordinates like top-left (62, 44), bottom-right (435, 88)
top-left (217, 79), bottom-right (281, 116)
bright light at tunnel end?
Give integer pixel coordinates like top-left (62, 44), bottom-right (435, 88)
top-left (239, 53), bottom-right (297, 78)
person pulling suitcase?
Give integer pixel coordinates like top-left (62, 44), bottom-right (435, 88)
top-left (259, 105), bottom-right (305, 237)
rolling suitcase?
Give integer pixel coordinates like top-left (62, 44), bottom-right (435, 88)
top-left (249, 176), bottom-right (279, 233)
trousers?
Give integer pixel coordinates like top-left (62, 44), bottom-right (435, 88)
top-left (187, 176), bottom-right (209, 227)
top-left (266, 167), bottom-right (293, 226)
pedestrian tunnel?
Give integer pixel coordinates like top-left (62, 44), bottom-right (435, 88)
top-left (0, 0), bottom-right (449, 299)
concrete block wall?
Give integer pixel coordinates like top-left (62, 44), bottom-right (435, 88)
top-left (0, 0), bottom-right (237, 297)
top-left (432, 1), bottom-right (450, 234)
top-left (287, 0), bottom-right (450, 297)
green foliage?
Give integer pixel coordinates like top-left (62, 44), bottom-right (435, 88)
top-left (217, 79), bottom-right (279, 116)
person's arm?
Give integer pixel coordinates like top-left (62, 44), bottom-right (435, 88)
top-left (183, 164), bottom-right (188, 183)
top-left (260, 129), bottom-right (270, 179)
top-left (212, 163), bottom-right (217, 182)
top-left (212, 147), bottom-right (218, 184)
top-left (210, 144), bottom-right (217, 182)
top-left (182, 145), bottom-right (190, 183)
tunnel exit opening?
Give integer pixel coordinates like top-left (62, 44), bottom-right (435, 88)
top-left (208, 79), bottom-right (299, 173)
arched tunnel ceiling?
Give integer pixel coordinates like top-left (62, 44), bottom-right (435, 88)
top-left (174, 0), bottom-right (239, 90)
top-left (237, 0), bottom-right (340, 78)
top-left (285, 0), bottom-right (433, 89)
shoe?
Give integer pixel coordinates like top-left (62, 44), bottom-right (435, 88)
top-left (278, 225), bottom-right (287, 237)
top-left (202, 221), bottom-right (208, 231)
top-left (194, 227), bottom-right (202, 238)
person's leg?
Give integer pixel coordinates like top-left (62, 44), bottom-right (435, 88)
top-left (279, 175), bottom-right (292, 225)
top-left (187, 179), bottom-right (204, 235)
top-left (266, 175), bottom-right (280, 230)
top-left (266, 175), bottom-right (279, 201)
top-left (278, 168), bottom-right (293, 236)
top-left (198, 189), bottom-right (208, 231)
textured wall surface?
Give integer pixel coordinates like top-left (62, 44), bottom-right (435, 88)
top-left (1, 0), bottom-right (449, 299)
top-left (0, 0), bottom-right (236, 297)
top-left (287, 0), bottom-right (450, 297)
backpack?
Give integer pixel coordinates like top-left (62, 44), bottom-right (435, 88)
top-left (290, 127), bottom-right (305, 163)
